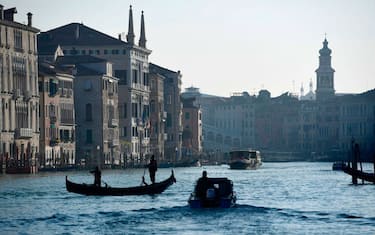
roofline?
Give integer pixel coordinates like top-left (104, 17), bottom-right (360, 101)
top-left (0, 19), bottom-right (39, 33)
top-left (150, 62), bottom-right (179, 74)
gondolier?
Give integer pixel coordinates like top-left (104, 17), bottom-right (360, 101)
top-left (148, 155), bottom-right (158, 184)
top-left (90, 166), bottom-right (101, 187)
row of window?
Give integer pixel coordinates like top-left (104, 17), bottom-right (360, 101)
top-left (341, 104), bottom-right (375, 117)
top-left (63, 48), bottom-right (127, 56)
top-left (341, 122), bottom-right (374, 137)
top-left (0, 26), bottom-right (36, 52)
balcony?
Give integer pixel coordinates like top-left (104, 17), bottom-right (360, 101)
top-left (50, 116), bottom-right (57, 123)
top-left (15, 128), bottom-right (33, 139)
top-left (163, 111), bottom-right (167, 120)
top-left (24, 91), bottom-right (32, 101)
top-left (12, 89), bottom-right (21, 99)
top-left (108, 90), bottom-right (114, 97)
top-left (50, 138), bottom-right (60, 146)
top-left (66, 89), bottom-right (73, 98)
top-left (109, 139), bottom-right (120, 147)
top-left (109, 119), bottom-right (118, 127)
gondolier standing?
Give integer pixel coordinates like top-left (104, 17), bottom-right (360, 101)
top-left (148, 155), bottom-right (158, 184)
top-left (90, 166), bottom-right (101, 187)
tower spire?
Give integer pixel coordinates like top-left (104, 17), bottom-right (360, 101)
top-left (300, 83), bottom-right (304, 97)
top-left (139, 10), bottom-right (147, 48)
top-left (126, 5), bottom-right (135, 45)
top-left (315, 36), bottom-right (335, 101)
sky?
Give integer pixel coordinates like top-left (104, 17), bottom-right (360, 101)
top-left (4, 0), bottom-right (375, 97)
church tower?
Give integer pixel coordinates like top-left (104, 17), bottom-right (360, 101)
top-left (315, 37), bottom-right (335, 101)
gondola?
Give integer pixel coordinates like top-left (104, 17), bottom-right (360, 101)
top-left (66, 170), bottom-right (176, 196)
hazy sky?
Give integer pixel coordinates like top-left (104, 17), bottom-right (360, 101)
top-left (4, 0), bottom-right (375, 97)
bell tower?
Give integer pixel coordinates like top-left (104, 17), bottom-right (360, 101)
top-left (315, 37), bottom-right (335, 101)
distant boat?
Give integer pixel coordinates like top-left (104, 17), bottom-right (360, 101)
top-left (188, 177), bottom-right (236, 208)
top-left (5, 167), bottom-right (31, 174)
top-left (66, 170), bottom-right (176, 196)
top-left (229, 150), bottom-right (262, 170)
top-left (332, 161), bottom-right (346, 171)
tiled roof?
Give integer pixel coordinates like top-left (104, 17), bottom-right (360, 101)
top-left (38, 22), bottom-right (127, 46)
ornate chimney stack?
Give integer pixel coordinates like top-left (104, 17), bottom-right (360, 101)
top-left (126, 5), bottom-right (135, 45)
top-left (139, 11), bottom-right (147, 48)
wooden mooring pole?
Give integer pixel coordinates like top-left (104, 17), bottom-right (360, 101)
top-left (352, 143), bottom-right (359, 185)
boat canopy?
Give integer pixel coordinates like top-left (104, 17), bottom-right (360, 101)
top-left (195, 177), bottom-right (233, 197)
top-left (230, 150), bottom-right (259, 158)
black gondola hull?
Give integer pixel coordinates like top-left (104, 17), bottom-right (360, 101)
top-left (66, 171), bottom-right (176, 196)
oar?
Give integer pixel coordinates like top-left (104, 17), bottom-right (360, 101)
top-left (140, 167), bottom-right (148, 186)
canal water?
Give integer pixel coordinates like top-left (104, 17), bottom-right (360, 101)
top-left (0, 162), bottom-right (374, 234)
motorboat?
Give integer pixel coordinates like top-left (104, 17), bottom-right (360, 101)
top-left (229, 150), bottom-right (262, 170)
top-left (188, 177), bottom-right (236, 208)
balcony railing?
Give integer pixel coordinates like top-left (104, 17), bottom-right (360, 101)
top-left (15, 128), bottom-right (33, 139)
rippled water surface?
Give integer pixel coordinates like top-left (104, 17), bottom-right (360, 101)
top-left (1, 162), bottom-right (374, 234)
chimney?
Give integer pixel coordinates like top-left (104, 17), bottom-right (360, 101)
top-left (118, 33), bottom-right (122, 41)
top-left (4, 7), bottom-right (17, 21)
top-left (0, 5), bottom-right (4, 20)
top-left (27, 12), bottom-right (32, 27)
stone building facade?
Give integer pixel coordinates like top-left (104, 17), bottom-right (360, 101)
top-left (149, 70), bottom-right (165, 162)
top-left (181, 97), bottom-right (202, 158)
top-left (56, 55), bottom-right (120, 168)
top-left (0, 6), bottom-right (40, 173)
top-left (149, 63), bottom-right (182, 163)
top-left (337, 91), bottom-right (375, 160)
top-left (38, 62), bottom-right (75, 169)
top-left (38, 6), bottom-right (151, 165)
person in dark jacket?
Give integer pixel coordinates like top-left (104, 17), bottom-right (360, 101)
top-left (90, 166), bottom-right (101, 187)
top-left (148, 155), bottom-right (158, 184)
top-left (195, 171), bottom-right (209, 198)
